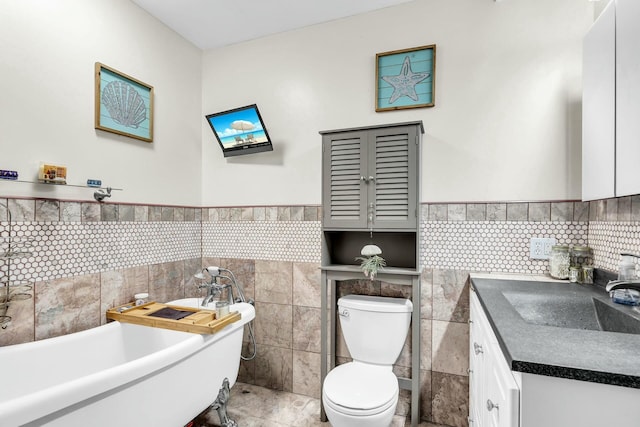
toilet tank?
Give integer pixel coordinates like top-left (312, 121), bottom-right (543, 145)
top-left (338, 295), bottom-right (412, 365)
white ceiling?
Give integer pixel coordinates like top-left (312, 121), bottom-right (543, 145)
top-left (130, 0), bottom-right (416, 50)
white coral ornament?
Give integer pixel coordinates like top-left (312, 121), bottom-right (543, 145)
top-left (361, 244), bottom-right (382, 256)
top-left (356, 244), bottom-right (386, 279)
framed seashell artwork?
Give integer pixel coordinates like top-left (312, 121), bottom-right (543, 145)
top-left (94, 62), bottom-right (154, 142)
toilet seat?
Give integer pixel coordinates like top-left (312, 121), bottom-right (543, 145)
top-left (323, 363), bottom-right (398, 416)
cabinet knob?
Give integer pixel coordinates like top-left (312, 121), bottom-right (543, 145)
top-left (473, 342), bottom-right (483, 355)
top-left (486, 399), bottom-right (499, 412)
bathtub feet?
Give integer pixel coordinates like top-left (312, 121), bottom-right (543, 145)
top-left (212, 378), bottom-right (238, 427)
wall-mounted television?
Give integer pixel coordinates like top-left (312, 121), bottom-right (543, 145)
top-left (205, 104), bottom-right (273, 157)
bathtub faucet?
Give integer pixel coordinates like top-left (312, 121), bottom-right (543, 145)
top-left (200, 282), bottom-right (234, 307)
top-left (198, 268), bottom-right (234, 307)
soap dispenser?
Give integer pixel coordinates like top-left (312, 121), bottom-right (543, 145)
top-left (618, 253), bottom-right (638, 280)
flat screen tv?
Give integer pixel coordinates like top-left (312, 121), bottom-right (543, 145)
top-left (205, 104), bottom-right (273, 157)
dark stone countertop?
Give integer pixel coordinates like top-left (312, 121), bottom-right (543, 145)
top-left (470, 273), bottom-right (640, 389)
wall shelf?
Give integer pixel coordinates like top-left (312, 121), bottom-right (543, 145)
top-left (0, 179), bottom-right (123, 202)
top-left (0, 179), bottom-right (122, 191)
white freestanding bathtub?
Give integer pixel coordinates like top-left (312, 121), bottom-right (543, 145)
top-left (0, 299), bottom-right (255, 427)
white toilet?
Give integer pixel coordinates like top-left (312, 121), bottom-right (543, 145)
top-left (322, 294), bottom-right (413, 427)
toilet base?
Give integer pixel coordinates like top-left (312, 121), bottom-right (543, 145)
top-left (323, 391), bottom-right (396, 427)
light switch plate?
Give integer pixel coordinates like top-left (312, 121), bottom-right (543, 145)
top-left (530, 237), bottom-right (557, 260)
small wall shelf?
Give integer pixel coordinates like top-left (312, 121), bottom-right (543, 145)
top-left (0, 179), bottom-right (122, 191)
top-left (0, 179), bottom-right (123, 202)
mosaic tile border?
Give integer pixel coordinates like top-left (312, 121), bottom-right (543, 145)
top-left (202, 221), bottom-right (321, 263)
top-left (0, 222), bottom-right (200, 282)
top-left (3, 195), bottom-right (640, 280)
top-left (421, 221), bottom-right (589, 273)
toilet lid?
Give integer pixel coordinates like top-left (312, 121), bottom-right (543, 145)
top-left (323, 363), bottom-right (398, 412)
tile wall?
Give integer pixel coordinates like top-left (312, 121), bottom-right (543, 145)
top-left (2, 196), bottom-right (640, 427)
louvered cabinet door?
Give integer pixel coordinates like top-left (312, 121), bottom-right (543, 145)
top-left (322, 131), bottom-right (368, 229)
top-left (368, 126), bottom-right (418, 230)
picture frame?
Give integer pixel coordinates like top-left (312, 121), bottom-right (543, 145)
top-left (94, 62), bottom-right (154, 142)
top-left (375, 44), bottom-right (436, 112)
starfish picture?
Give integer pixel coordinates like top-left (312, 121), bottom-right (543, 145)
top-left (381, 56), bottom-right (430, 104)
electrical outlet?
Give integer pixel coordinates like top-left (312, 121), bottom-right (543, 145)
top-left (530, 237), bottom-right (557, 260)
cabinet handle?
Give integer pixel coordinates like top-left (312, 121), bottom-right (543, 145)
top-left (486, 399), bottom-right (499, 412)
top-left (473, 342), bottom-right (483, 355)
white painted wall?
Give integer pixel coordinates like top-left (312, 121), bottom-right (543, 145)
top-left (201, 0), bottom-right (593, 205)
top-left (0, 0), bottom-right (202, 205)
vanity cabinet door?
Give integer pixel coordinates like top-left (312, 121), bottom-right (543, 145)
top-left (469, 294), bottom-right (487, 426)
top-left (470, 291), bottom-right (520, 427)
top-left (615, 0), bottom-right (640, 197)
top-left (485, 349), bottom-right (520, 427)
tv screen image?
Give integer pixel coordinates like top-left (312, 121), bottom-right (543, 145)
top-left (205, 104), bottom-right (273, 157)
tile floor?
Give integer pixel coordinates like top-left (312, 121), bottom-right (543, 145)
top-left (191, 382), bottom-right (441, 427)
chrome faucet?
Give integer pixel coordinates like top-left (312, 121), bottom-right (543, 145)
top-left (605, 280), bottom-right (640, 293)
top-left (197, 267), bottom-right (234, 307)
top-left (199, 282), bottom-right (234, 307)
top-left (607, 253), bottom-right (640, 292)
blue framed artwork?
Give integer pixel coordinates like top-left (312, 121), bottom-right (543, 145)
top-left (94, 62), bottom-right (154, 142)
top-left (375, 45), bottom-right (436, 112)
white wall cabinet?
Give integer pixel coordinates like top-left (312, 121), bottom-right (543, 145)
top-left (582, 0), bottom-right (615, 201)
top-left (583, 0), bottom-right (640, 200)
top-left (615, 0), bottom-right (640, 197)
top-left (469, 292), bottom-right (519, 427)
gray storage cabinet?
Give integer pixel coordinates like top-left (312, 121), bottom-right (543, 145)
top-left (319, 121), bottom-right (423, 427)
top-left (321, 122), bottom-right (421, 231)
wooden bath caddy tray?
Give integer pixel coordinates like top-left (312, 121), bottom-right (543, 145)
top-left (106, 301), bottom-right (241, 334)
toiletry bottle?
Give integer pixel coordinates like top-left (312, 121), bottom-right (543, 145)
top-left (135, 293), bottom-right (149, 306)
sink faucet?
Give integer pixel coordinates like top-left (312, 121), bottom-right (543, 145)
top-left (607, 253), bottom-right (640, 292)
top-left (606, 280), bottom-right (640, 293)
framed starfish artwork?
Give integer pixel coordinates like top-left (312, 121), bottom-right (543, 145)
top-left (375, 45), bottom-right (436, 112)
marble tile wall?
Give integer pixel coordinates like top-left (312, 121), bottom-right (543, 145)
top-left (0, 198), bottom-right (203, 346)
top-left (4, 195), bottom-right (640, 427)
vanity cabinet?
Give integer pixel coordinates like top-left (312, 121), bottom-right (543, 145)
top-left (469, 291), bottom-right (519, 427)
top-left (583, 0), bottom-right (640, 200)
top-left (321, 122), bottom-right (422, 231)
top-left (471, 286), bottom-right (640, 427)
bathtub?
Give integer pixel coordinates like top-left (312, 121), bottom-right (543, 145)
top-left (0, 298), bottom-right (255, 427)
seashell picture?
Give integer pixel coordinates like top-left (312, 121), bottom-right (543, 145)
top-left (94, 62), bottom-right (154, 142)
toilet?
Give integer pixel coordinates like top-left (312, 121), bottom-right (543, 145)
top-left (322, 294), bottom-right (413, 427)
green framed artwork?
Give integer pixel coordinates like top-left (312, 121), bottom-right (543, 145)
top-left (375, 45), bottom-right (436, 112)
top-left (94, 62), bottom-right (154, 142)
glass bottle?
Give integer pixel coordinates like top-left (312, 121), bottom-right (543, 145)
top-left (550, 245), bottom-right (570, 279)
